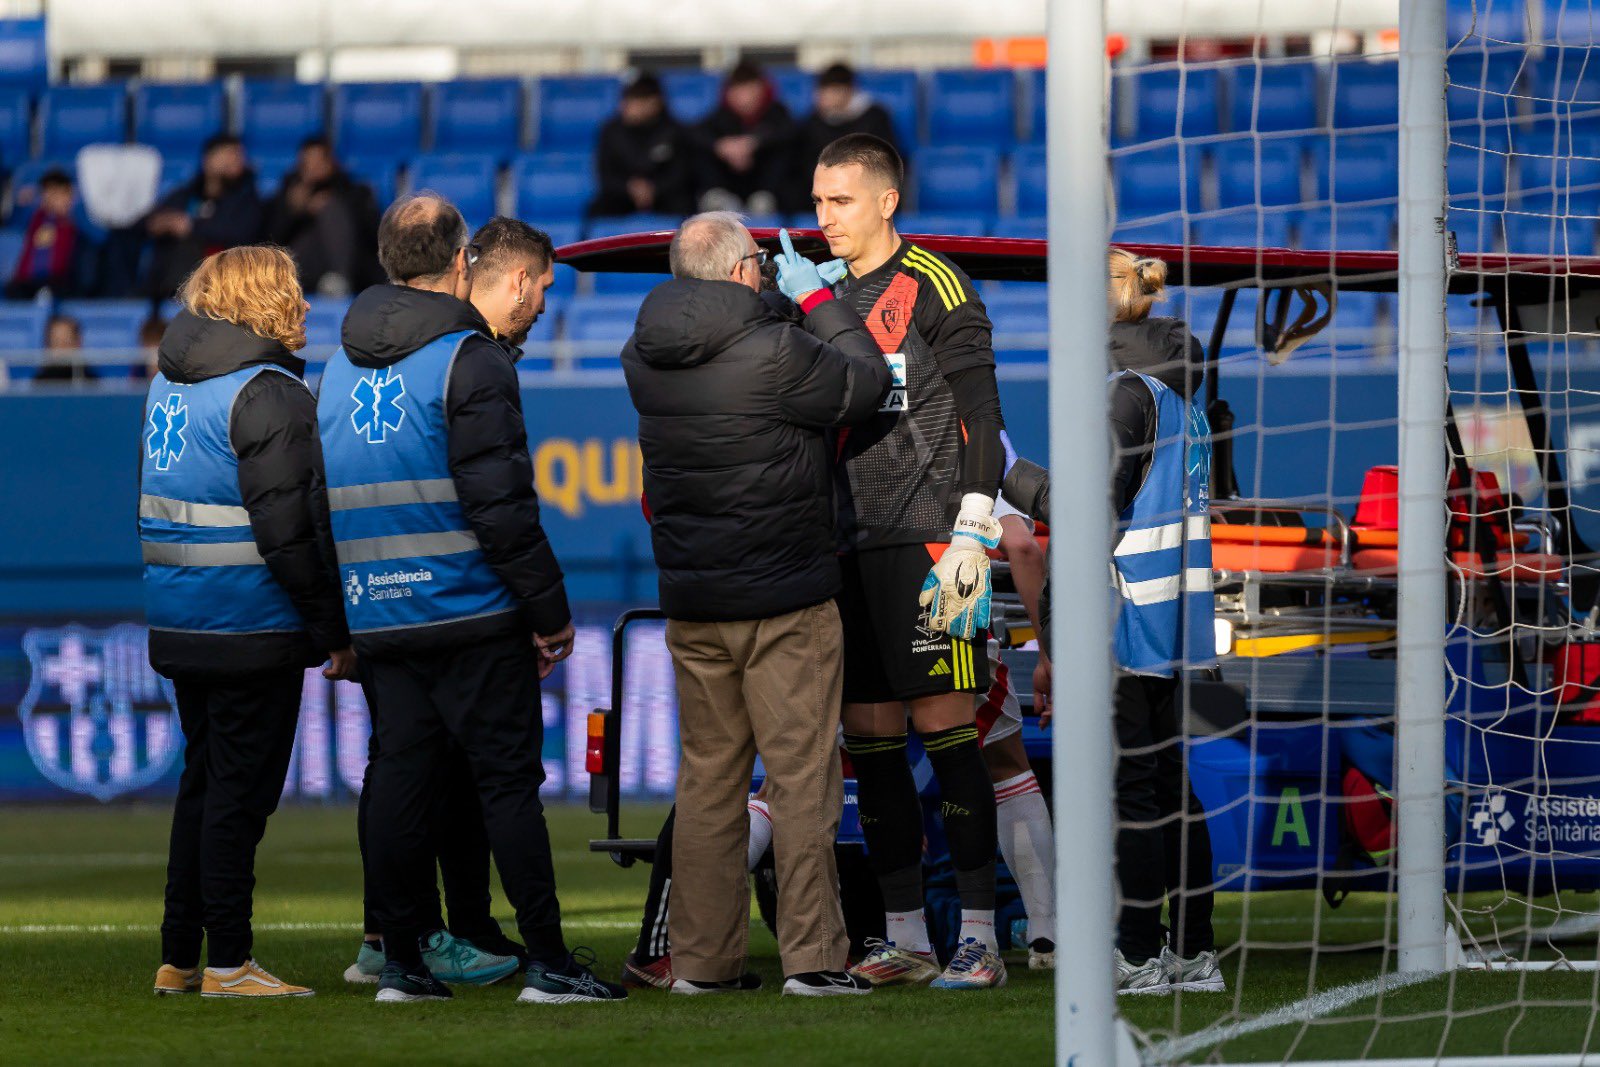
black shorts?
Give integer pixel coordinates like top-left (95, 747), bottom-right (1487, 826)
top-left (839, 544), bottom-right (991, 704)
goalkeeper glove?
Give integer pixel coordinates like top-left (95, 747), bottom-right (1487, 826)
top-left (919, 495), bottom-right (1004, 640)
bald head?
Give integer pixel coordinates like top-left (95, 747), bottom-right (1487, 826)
top-left (378, 192), bottom-right (470, 285)
top-left (670, 212), bottom-right (757, 288)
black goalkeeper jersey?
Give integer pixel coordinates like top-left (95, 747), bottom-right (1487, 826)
top-left (834, 240), bottom-right (998, 549)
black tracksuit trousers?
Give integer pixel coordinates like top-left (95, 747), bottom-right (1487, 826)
top-left (360, 632), bottom-right (566, 967)
top-left (160, 667), bottom-right (303, 970)
top-left (1115, 673), bottom-right (1216, 963)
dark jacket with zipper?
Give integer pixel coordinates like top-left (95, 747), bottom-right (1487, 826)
top-left (622, 279), bottom-right (892, 622)
top-left (146, 310), bottom-right (350, 676)
top-left (335, 284), bottom-right (571, 655)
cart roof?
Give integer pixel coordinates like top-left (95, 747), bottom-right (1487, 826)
top-left (556, 227), bottom-right (1600, 297)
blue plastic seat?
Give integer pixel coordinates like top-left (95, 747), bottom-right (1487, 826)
top-left (431, 79), bottom-right (524, 158)
top-left (895, 213), bottom-right (989, 236)
top-left (565, 295), bottom-right (642, 365)
top-left (1526, 48), bottom-right (1600, 129)
top-left (343, 156), bottom-right (399, 210)
top-left (990, 215), bottom-right (1044, 240)
top-left (771, 69), bottom-right (815, 120)
top-left (1329, 57), bottom-right (1399, 130)
top-left (1449, 210), bottom-right (1507, 253)
top-left (913, 146), bottom-right (1000, 214)
top-left (1023, 68), bottom-right (1045, 143)
top-left (39, 85), bottom-right (127, 157)
top-left (661, 70), bottom-right (719, 124)
top-left (584, 214), bottom-right (680, 240)
top-left (1226, 61), bottom-right (1320, 134)
top-left (1503, 213), bottom-right (1598, 256)
top-left (1448, 0), bottom-right (1528, 45)
top-left (1309, 133), bottom-right (1400, 203)
top-left (134, 83), bottom-right (226, 158)
top-left (1113, 143), bottom-right (1203, 218)
top-left (0, 300), bottom-right (44, 355)
top-left (56, 299), bottom-right (149, 350)
top-left (926, 69), bottom-right (1015, 148)
top-left (536, 75), bottom-right (621, 152)
top-left (303, 297), bottom-right (350, 348)
top-left (1213, 138), bottom-right (1304, 209)
top-left (0, 228), bottom-right (25, 272)
top-left (0, 88), bottom-right (31, 165)
top-left (250, 151), bottom-right (297, 196)
top-left (1447, 143), bottom-right (1512, 204)
top-left (1013, 144), bottom-right (1047, 216)
top-left (1514, 149), bottom-right (1600, 212)
top-left (510, 152), bottom-right (593, 221)
top-left (334, 82), bottom-right (423, 170)
top-left (1446, 48), bottom-right (1528, 125)
top-left (1294, 207), bottom-right (1396, 251)
top-left (855, 70), bottom-right (920, 148)
top-left (408, 153), bottom-right (499, 227)
top-left (591, 271), bottom-right (670, 296)
top-left (986, 286), bottom-right (1048, 362)
top-left (1192, 211), bottom-right (1293, 248)
top-left (239, 81), bottom-right (325, 156)
top-left (7, 157), bottom-right (70, 223)
top-left (1111, 216), bottom-right (1188, 246)
top-left (0, 18), bottom-right (48, 92)
top-left (1324, 291), bottom-right (1388, 348)
top-left (1545, 0), bottom-right (1600, 45)
top-left (159, 157), bottom-right (193, 196)
top-left (540, 221), bottom-right (582, 250)
top-left (1124, 65), bottom-right (1223, 141)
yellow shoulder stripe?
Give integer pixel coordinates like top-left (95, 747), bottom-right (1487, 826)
top-left (903, 246), bottom-right (966, 311)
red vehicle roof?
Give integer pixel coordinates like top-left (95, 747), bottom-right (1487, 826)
top-left (556, 227), bottom-right (1600, 296)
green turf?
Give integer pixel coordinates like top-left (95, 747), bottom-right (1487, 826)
top-left (3, 804), bottom-right (1598, 1064)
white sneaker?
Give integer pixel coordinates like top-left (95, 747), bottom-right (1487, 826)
top-left (1028, 938), bottom-right (1056, 971)
top-left (1115, 948), bottom-right (1171, 996)
top-left (1161, 946), bottom-right (1225, 992)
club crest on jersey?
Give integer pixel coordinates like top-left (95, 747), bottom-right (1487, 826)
top-left (17, 624), bottom-right (181, 802)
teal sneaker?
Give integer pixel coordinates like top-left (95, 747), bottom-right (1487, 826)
top-left (421, 930), bottom-right (521, 986)
top-left (375, 960), bottom-right (452, 1003)
top-left (343, 940), bottom-right (385, 985)
top-left (518, 948), bottom-right (628, 1004)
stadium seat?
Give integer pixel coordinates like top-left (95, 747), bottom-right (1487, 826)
top-left (158, 156), bottom-right (193, 196)
top-left (1023, 68), bottom-right (1045, 143)
top-left (1446, 143), bottom-right (1512, 204)
top-left (565, 295), bottom-right (642, 365)
top-left (1446, 48), bottom-right (1527, 125)
top-left (1225, 61), bottom-right (1320, 134)
top-left (1113, 142), bottom-right (1203, 218)
top-left (303, 296), bottom-right (351, 349)
top-left (1309, 133), bottom-right (1400, 203)
top-left (0, 227), bottom-right (24, 272)
top-left (1329, 57), bottom-right (1399, 130)
top-left (1124, 64), bottom-right (1223, 141)
top-left (57, 299), bottom-right (148, 350)
top-left (1294, 207), bottom-right (1396, 251)
top-left (985, 286), bottom-right (1048, 362)
top-left (133, 82), bottom-right (226, 158)
top-left (0, 300), bottom-right (44, 357)
top-left (661, 70), bottom-right (719, 123)
top-left (1013, 144), bottom-right (1046, 216)
top-left (408, 153), bottom-right (499, 227)
top-left (1527, 48), bottom-right (1600, 128)
top-left (7, 157), bottom-right (70, 223)
top-left (1515, 148), bottom-right (1600, 212)
top-left (1213, 137), bottom-right (1305, 208)
top-left (1111, 216), bottom-right (1188, 246)
top-left (1448, 0), bottom-right (1529, 45)
top-left (990, 215), bottom-right (1044, 240)
top-left (0, 18), bottom-right (47, 92)
top-left (913, 146), bottom-right (1000, 214)
top-left (592, 271), bottom-right (670, 296)
top-left (343, 155), bottom-right (399, 210)
top-left (334, 82), bottom-right (423, 169)
top-left (38, 85), bottom-right (127, 157)
top-left (430, 78), bottom-right (525, 158)
top-left (1324, 291), bottom-right (1389, 349)
top-left (925, 69), bottom-right (1016, 148)
top-left (536, 75), bottom-right (621, 152)
top-left (1503, 213), bottom-right (1599, 256)
top-left (742, 212), bottom-right (786, 230)
top-left (771, 69), bottom-right (815, 120)
top-left (1177, 288), bottom-right (1258, 350)
top-left (251, 151), bottom-right (297, 196)
top-left (1545, 0), bottom-right (1600, 45)
top-left (1192, 211), bottom-right (1293, 248)
top-left (584, 213), bottom-right (680, 240)
top-left (895, 213), bottom-right (990, 236)
top-left (854, 70), bottom-right (920, 148)
top-left (539, 220), bottom-right (582, 250)
top-left (239, 80), bottom-right (326, 156)
top-left (0, 88), bottom-right (31, 166)
top-left (1449, 210), bottom-right (1507, 253)
top-left (510, 152), bottom-right (593, 221)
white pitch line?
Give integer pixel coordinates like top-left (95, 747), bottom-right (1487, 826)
top-left (0, 919), bottom-right (638, 935)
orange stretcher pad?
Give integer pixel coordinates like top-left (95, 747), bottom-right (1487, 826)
top-left (1209, 522), bottom-right (1561, 580)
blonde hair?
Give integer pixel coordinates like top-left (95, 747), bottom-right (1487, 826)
top-left (1107, 247), bottom-right (1168, 324)
top-left (179, 245), bottom-right (307, 351)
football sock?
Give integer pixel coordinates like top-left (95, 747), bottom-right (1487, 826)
top-left (995, 770), bottom-right (1056, 944)
top-left (922, 724), bottom-right (998, 911)
top-left (843, 732), bottom-right (925, 905)
top-left (886, 909), bottom-right (933, 955)
top-left (959, 910), bottom-right (997, 953)
top-left (746, 797), bottom-right (773, 871)
top-left (364, 936), bottom-right (383, 951)
top-left (635, 808), bottom-right (676, 962)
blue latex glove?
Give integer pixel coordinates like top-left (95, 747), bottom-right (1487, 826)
top-left (818, 258), bottom-right (848, 285)
top-left (774, 228), bottom-right (829, 303)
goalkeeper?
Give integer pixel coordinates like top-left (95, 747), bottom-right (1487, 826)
top-left (807, 134), bottom-right (1009, 991)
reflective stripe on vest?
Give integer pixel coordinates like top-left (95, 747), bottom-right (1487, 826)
top-left (138, 365), bottom-right (306, 636)
top-left (1111, 370), bottom-right (1216, 675)
top-left (316, 331), bottom-right (517, 636)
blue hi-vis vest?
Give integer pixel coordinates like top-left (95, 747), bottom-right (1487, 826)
top-left (316, 330), bottom-right (516, 637)
top-left (1112, 371), bottom-right (1216, 676)
top-left (139, 365), bottom-right (305, 636)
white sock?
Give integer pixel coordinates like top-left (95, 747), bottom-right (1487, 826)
top-left (995, 770), bottom-right (1056, 944)
top-left (960, 910), bottom-right (997, 952)
top-left (746, 797), bottom-right (773, 871)
top-left (885, 909), bottom-right (932, 954)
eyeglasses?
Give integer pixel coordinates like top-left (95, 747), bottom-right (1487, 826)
top-left (464, 242), bottom-right (482, 266)
top-left (739, 249), bottom-right (769, 267)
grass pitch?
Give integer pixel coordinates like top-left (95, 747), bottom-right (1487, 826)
top-left (3, 804), bottom-right (1599, 1065)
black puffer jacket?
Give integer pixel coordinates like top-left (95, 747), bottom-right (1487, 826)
top-left (337, 284), bottom-right (571, 656)
top-left (622, 280), bottom-right (891, 622)
top-left (146, 311), bottom-right (350, 677)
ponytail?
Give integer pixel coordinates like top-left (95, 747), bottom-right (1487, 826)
top-left (1107, 247), bottom-right (1167, 323)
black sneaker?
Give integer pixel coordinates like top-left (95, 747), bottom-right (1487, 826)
top-left (781, 970), bottom-right (872, 997)
top-left (670, 973), bottom-right (763, 995)
top-left (374, 960), bottom-right (452, 1003)
top-left (517, 948), bottom-right (628, 1004)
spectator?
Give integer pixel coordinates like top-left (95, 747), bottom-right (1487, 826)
top-left (590, 72), bottom-right (695, 219)
top-left (5, 168), bottom-right (99, 299)
top-left (145, 133), bottom-right (263, 298)
top-left (791, 64), bottom-right (898, 212)
top-left (138, 315), bottom-right (167, 379)
top-left (34, 314), bottom-right (94, 383)
top-left (264, 136), bottom-right (381, 297)
top-left (695, 61), bottom-right (796, 215)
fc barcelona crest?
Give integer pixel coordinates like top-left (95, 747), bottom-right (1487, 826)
top-left (18, 624), bottom-right (181, 802)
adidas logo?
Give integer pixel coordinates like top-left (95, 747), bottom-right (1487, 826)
top-left (928, 660), bottom-right (952, 677)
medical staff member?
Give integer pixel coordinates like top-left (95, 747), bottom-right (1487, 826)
top-left (143, 245), bottom-right (354, 1000)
